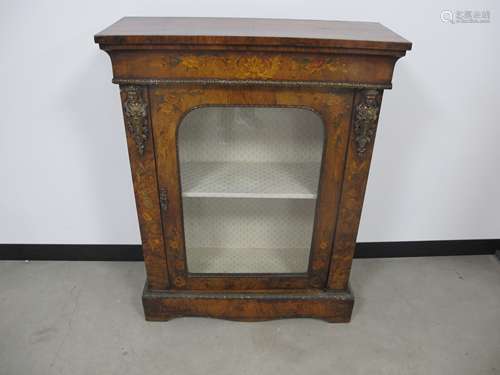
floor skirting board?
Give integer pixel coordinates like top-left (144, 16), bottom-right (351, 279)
top-left (0, 240), bottom-right (498, 261)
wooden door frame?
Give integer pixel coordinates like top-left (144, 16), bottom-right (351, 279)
top-left (148, 84), bottom-right (354, 291)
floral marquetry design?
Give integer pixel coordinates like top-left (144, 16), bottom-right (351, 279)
top-left (157, 53), bottom-right (358, 81)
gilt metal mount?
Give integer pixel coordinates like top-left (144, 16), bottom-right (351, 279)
top-left (121, 85), bottom-right (149, 155)
top-left (159, 188), bottom-right (168, 212)
top-left (353, 89), bottom-right (382, 156)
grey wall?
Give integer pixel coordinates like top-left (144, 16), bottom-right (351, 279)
top-left (1, 0), bottom-right (499, 244)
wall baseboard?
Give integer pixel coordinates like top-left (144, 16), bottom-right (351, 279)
top-left (0, 240), bottom-right (498, 261)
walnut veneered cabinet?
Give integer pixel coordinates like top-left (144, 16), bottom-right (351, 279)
top-left (95, 17), bottom-right (411, 322)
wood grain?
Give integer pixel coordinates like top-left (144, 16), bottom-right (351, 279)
top-left (119, 86), bottom-right (169, 290)
top-left (328, 89), bottom-right (383, 290)
top-left (95, 17), bottom-right (411, 52)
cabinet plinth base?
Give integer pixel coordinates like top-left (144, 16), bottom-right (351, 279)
top-left (142, 282), bottom-right (354, 322)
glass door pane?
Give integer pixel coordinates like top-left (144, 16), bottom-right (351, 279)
top-left (178, 107), bottom-right (324, 274)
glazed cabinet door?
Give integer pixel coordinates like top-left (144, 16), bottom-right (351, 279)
top-left (149, 85), bottom-right (354, 290)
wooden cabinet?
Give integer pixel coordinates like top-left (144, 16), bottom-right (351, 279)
top-left (95, 17), bottom-right (411, 322)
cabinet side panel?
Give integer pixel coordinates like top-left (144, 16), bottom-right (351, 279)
top-left (328, 89), bottom-right (383, 290)
top-left (119, 85), bottom-right (169, 289)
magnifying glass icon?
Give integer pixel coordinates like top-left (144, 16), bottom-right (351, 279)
top-left (441, 10), bottom-right (454, 24)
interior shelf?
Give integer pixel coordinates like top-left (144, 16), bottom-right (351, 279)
top-left (181, 161), bottom-right (320, 199)
top-left (187, 247), bottom-right (310, 273)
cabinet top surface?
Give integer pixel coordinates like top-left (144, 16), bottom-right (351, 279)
top-left (95, 17), bottom-right (411, 51)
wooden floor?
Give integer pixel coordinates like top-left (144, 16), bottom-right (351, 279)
top-left (0, 255), bottom-right (499, 375)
